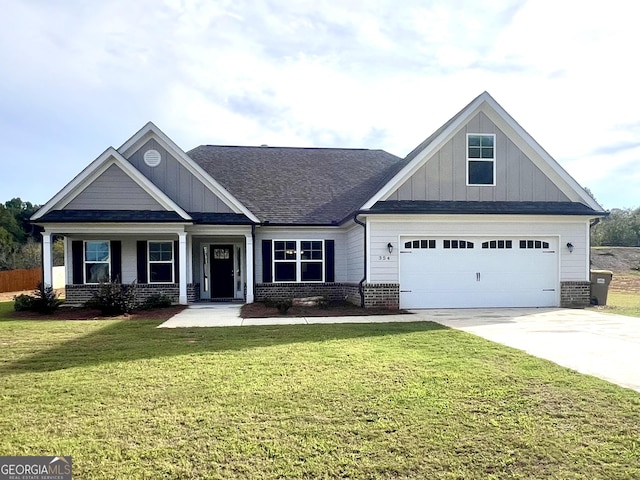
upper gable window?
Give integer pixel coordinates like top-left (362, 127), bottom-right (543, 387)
top-left (467, 134), bottom-right (495, 186)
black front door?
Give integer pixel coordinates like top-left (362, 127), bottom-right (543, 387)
top-left (211, 245), bottom-right (234, 298)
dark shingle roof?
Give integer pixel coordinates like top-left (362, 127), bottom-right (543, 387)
top-left (190, 213), bottom-right (254, 224)
top-left (36, 210), bottom-right (253, 224)
top-left (188, 146), bottom-right (408, 224)
top-left (37, 210), bottom-right (188, 222)
top-left (370, 201), bottom-right (603, 216)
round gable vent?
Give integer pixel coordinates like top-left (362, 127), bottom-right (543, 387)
top-left (143, 149), bottom-right (162, 167)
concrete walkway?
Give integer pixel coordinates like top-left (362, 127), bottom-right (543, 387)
top-left (158, 305), bottom-right (640, 393)
top-left (158, 303), bottom-right (419, 328)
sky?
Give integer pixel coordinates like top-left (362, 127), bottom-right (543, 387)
top-left (1, 0), bottom-right (638, 210)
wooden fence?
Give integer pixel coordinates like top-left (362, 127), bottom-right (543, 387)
top-left (0, 268), bottom-right (42, 293)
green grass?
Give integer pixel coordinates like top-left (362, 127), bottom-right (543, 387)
top-left (591, 291), bottom-right (640, 318)
top-left (0, 301), bottom-right (639, 479)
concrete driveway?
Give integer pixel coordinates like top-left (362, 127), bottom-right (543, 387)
top-left (159, 306), bottom-right (640, 393)
top-left (426, 308), bottom-right (640, 393)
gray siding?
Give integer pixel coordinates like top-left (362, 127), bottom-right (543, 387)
top-left (346, 225), bottom-right (364, 283)
top-left (127, 139), bottom-right (234, 213)
top-left (65, 164), bottom-right (164, 210)
top-left (255, 228), bottom-right (347, 283)
top-left (389, 112), bottom-right (569, 202)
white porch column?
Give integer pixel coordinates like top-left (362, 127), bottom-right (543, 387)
top-left (42, 232), bottom-right (52, 287)
top-left (245, 233), bottom-right (254, 303)
top-left (63, 236), bottom-right (71, 285)
top-left (178, 232), bottom-right (188, 304)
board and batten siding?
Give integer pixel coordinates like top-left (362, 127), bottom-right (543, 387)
top-left (65, 164), bottom-right (164, 210)
top-left (255, 228), bottom-right (347, 283)
top-left (388, 112), bottom-right (570, 203)
top-left (367, 217), bottom-right (589, 283)
top-left (345, 224), bottom-right (364, 283)
top-left (127, 139), bottom-right (234, 213)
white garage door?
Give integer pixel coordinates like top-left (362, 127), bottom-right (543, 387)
top-left (399, 237), bottom-right (558, 309)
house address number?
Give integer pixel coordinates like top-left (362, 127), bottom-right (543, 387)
top-left (378, 255), bottom-right (391, 261)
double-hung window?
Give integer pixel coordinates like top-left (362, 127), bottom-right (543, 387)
top-left (273, 240), bottom-right (324, 282)
top-left (148, 241), bottom-right (174, 283)
top-left (467, 134), bottom-right (495, 186)
top-left (84, 241), bottom-right (110, 284)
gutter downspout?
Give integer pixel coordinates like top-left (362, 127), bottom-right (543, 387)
top-left (353, 212), bottom-right (366, 308)
top-left (252, 223), bottom-right (256, 299)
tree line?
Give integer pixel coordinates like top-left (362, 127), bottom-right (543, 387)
top-left (0, 198), bottom-right (63, 271)
top-left (591, 207), bottom-right (640, 247)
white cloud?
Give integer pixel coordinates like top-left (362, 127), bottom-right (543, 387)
top-left (0, 0), bottom-right (639, 208)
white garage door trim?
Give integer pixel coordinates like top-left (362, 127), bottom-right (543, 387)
top-left (399, 235), bottom-right (559, 309)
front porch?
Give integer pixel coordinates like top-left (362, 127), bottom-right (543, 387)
top-left (40, 224), bottom-right (255, 306)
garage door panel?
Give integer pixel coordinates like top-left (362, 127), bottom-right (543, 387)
top-left (399, 236), bottom-right (558, 309)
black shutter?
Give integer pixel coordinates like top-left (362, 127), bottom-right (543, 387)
top-left (72, 240), bottom-right (83, 285)
top-left (325, 240), bottom-right (335, 283)
top-left (137, 241), bottom-right (148, 283)
top-left (174, 240), bottom-right (179, 283)
top-left (111, 241), bottom-right (122, 283)
top-left (262, 240), bottom-right (272, 283)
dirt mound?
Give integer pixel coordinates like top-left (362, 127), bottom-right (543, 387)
top-left (591, 247), bottom-right (640, 273)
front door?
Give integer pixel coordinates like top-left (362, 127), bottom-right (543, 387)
top-left (211, 245), bottom-right (234, 298)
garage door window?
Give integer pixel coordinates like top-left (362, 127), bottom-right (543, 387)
top-left (520, 240), bottom-right (550, 249)
top-left (482, 240), bottom-right (512, 249)
top-left (404, 239), bottom-right (436, 249)
top-left (444, 240), bottom-right (474, 249)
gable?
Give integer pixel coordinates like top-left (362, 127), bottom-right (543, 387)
top-left (64, 164), bottom-right (165, 210)
top-left (388, 111), bottom-right (570, 202)
top-left (118, 122), bottom-right (258, 222)
top-left (31, 147), bottom-right (191, 222)
top-left (125, 138), bottom-right (233, 214)
top-left (363, 92), bottom-right (604, 213)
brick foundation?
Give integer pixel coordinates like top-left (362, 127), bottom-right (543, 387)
top-left (65, 283), bottom-right (200, 305)
top-left (363, 283), bottom-right (400, 309)
top-left (560, 281), bottom-right (590, 308)
top-left (255, 282), bottom-right (360, 303)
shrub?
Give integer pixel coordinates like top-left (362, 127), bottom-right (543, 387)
top-left (13, 283), bottom-right (62, 314)
top-left (140, 293), bottom-right (173, 310)
top-left (276, 299), bottom-right (292, 315)
top-left (317, 296), bottom-right (329, 309)
top-left (13, 293), bottom-right (35, 312)
top-left (32, 282), bottom-right (63, 314)
top-left (85, 280), bottom-right (138, 315)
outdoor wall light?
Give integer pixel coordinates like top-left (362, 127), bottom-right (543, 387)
top-left (387, 242), bottom-right (394, 254)
top-left (566, 242), bottom-right (574, 253)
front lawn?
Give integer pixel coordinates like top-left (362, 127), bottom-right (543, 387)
top-left (0, 301), bottom-right (638, 479)
top-left (598, 291), bottom-right (640, 318)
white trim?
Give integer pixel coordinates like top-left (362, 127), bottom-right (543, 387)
top-left (271, 239), bottom-right (325, 283)
top-left (245, 234), bottom-right (254, 303)
top-left (117, 122), bottom-right (260, 223)
top-left (365, 216), bottom-right (371, 283)
top-left (466, 133), bottom-right (496, 187)
top-left (42, 223), bottom-right (189, 235)
top-left (31, 147), bottom-right (191, 221)
top-left (63, 236), bottom-right (71, 285)
top-left (42, 233), bottom-right (52, 287)
top-left (178, 232), bottom-right (187, 304)
top-left (147, 240), bottom-right (175, 284)
top-left (83, 240), bottom-right (111, 284)
top-left (361, 92), bottom-right (605, 212)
